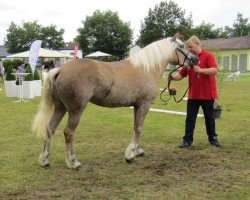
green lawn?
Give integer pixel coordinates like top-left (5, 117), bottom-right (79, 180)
top-left (0, 75), bottom-right (249, 200)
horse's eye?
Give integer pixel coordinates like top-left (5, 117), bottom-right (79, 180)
top-left (180, 45), bottom-right (184, 48)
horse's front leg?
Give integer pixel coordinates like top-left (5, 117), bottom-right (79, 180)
top-left (125, 103), bottom-right (151, 163)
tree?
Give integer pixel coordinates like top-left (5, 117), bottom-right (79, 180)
top-left (40, 25), bottom-right (65, 49)
top-left (75, 10), bottom-right (132, 59)
top-left (225, 13), bottom-right (250, 37)
top-left (136, 1), bottom-right (193, 46)
top-left (4, 21), bottom-right (65, 53)
top-left (193, 22), bottom-right (223, 39)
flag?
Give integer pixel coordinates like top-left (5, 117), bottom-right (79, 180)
top-left (29, 40), bottom-right (42, 73)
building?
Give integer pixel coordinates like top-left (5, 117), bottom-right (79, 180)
top-left (59, 42), bottom-right (83, 58)
top-left (201, 36), bottom-right (250, 72)
top-left (0, 45), bottom-right (11, 58)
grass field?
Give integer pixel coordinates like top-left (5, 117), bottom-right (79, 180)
top-left (0, 74), bottom-right (249, 200)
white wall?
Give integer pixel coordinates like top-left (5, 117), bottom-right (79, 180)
top-left (60, 50), bottom-right (82, 58)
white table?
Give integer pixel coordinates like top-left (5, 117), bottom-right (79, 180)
top-left (11, 73), bottom-right (30, 102)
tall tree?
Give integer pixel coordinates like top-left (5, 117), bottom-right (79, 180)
top-left (40, 25), bottom-right (65, 49)
top-left (76, 10), bottom-right (132, 59)
top-left (136, 1), bottom-right (193, 46)
top-left (193, 22), bottom-right (224, 39)
top-left (225, 13), bottom-right (250, 37)
top-left (4, 21), bottom-right (65, 53)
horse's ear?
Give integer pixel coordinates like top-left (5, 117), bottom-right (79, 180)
top-left (171, 33), bottom-right (178, 42)
top-left (177, 32), bottom-right (185, 41)
top-left (171, 32), bottom-right (185, 42)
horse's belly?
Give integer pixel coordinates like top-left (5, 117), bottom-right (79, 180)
top-left (90, 96), bottom-right (134, 107)
top-left (90, 85), bottom-right (156, 108)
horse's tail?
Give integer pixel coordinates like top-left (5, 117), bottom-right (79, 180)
top-left (32, 67), bottom-right (60, 140)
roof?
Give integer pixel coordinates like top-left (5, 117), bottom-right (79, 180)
top-left (0, 45), bottom-right (11, 57)
top-left (7, 48), bottom-right (73, 58)
top-left (60, 42), bottom-right (82, 50)
top-left (201, 36), bottom-right (250, 50)
top-left (85, 51), bottom-right (112, 57)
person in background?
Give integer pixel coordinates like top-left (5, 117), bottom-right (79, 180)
top-left (44, 60), bottom-right (55, 71)
top-left (169, 35), bottom-right (220, 148)
top-left (0, 58), bottom-right (4, 80)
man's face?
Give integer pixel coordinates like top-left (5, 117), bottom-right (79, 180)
top-left (187, 41), bottom-right (201, 55)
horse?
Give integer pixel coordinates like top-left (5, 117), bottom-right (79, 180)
top-left (32, 33), bottom-right (198, 169)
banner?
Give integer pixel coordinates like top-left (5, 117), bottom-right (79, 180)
top-left (73, 45), bottom-right (78, 59)
top-left (29, 40), bottom-right (42, 73)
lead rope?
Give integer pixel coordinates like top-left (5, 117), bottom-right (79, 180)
top-left (160, 49), bottom-right (197, 103)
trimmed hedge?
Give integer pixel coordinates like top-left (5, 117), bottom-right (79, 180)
top-left (33, 70), bottom-right (41, 80)
top-left (24, 65), bottom-right (34, 81)
top-left (3, 60), bottom-right (16, 81)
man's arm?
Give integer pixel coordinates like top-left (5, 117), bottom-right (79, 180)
top-left (169, 73), bottom-right (184, 81)
top-left (193, 65), bottom-right (218, 75)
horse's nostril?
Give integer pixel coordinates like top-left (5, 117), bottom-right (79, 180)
top-left (189, 57), bottom-right (199, 66)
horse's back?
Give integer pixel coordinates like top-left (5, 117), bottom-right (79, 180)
top-left (55, 58), bottom-right (159, 108)
top-left (55, 59), bottom-right (114, 109)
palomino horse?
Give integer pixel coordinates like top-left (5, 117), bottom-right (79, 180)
top-left (32, 34), bottom-right (198, 169)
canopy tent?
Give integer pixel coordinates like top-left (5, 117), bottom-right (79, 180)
top-left (7, 48), bottom-right (73, 58)
top-left (85, 51), bottom-right (112, 58)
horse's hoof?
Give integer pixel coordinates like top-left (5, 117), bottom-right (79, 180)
top-left (125, 158), bottom-right (134, 164)
top-left (138, 152), bottom-right (145, 157)
top-left (72, 161), bottom-right (82, 169)
top-left (40, 160), bottom-right (50, 167)
top-left (66, 157), bottom-right (82, 169)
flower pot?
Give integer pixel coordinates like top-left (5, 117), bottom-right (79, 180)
top-left (16, 85), bottom-right (22, 98)
top-left (23, 81), bottom-right (34, 99)
top-left (33, 80), bottom-right (42, 96)
top-left (4, 80), bottom-right (17, 97)
top-left (213, 108), bottom-right (222, 119)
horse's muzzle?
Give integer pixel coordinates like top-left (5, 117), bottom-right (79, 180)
top-left (189, 57), bottom-right (199, 67)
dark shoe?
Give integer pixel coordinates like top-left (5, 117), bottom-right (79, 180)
top-left (179, 140), bottom-right (192, 148)
top-left (209, 137), bottom-right (221, 147)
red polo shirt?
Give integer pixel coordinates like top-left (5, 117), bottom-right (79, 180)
top-left (179, 50), bottom-right (218, 100)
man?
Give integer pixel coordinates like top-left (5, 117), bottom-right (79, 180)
top-left (170, 35), bottom-right (220, 148)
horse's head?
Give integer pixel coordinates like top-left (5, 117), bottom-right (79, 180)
top-left (170, 33), bottom-right (198, 68)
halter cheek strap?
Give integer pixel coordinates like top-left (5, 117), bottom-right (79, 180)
top-left (160, 46), bottom-right (193, 103)
top-left (175, 47), bottom-right (189, 67)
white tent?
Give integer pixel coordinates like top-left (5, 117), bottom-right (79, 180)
top-left (85, 51), bottom-right (112, 58)
top-left (7, 48), bottom-right (73, 58)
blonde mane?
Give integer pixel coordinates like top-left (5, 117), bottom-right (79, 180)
top-left (129, 38), bottom-right (174, 71)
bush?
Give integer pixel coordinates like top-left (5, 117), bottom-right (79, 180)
top-left (3, 60), bottom-right (12, 72)
top-left (33, 70), bottom-right (41, 80)
top-left (12, 59), bottom-right (24, 70)
top-left (3, 60), bottom-right (16, 81)
top-left (24, 65), bottom-right (34, 81)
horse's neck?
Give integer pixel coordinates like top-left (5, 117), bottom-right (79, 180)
top-left (158, 60), bottom-right (170, 78)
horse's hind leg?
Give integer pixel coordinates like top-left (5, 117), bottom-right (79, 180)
top-left (125, 102), bottom-right (151, 163)
top-left (64, 107), bottom-right (85, 169)
top-left (39, 106), bottom-right (66, 167)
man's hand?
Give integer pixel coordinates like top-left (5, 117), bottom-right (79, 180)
top-left (193, 65), bottom-right (218, 75)
top-left (193, 65), bottom-right (202, 73)
top-left (168, 73), bottom-right (184, 81)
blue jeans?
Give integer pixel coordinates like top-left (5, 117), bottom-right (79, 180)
top-left (183, 99), bottom-right (217, 142)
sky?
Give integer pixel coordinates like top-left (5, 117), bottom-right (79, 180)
top-left (0, 0), bottom-right (250, 45)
